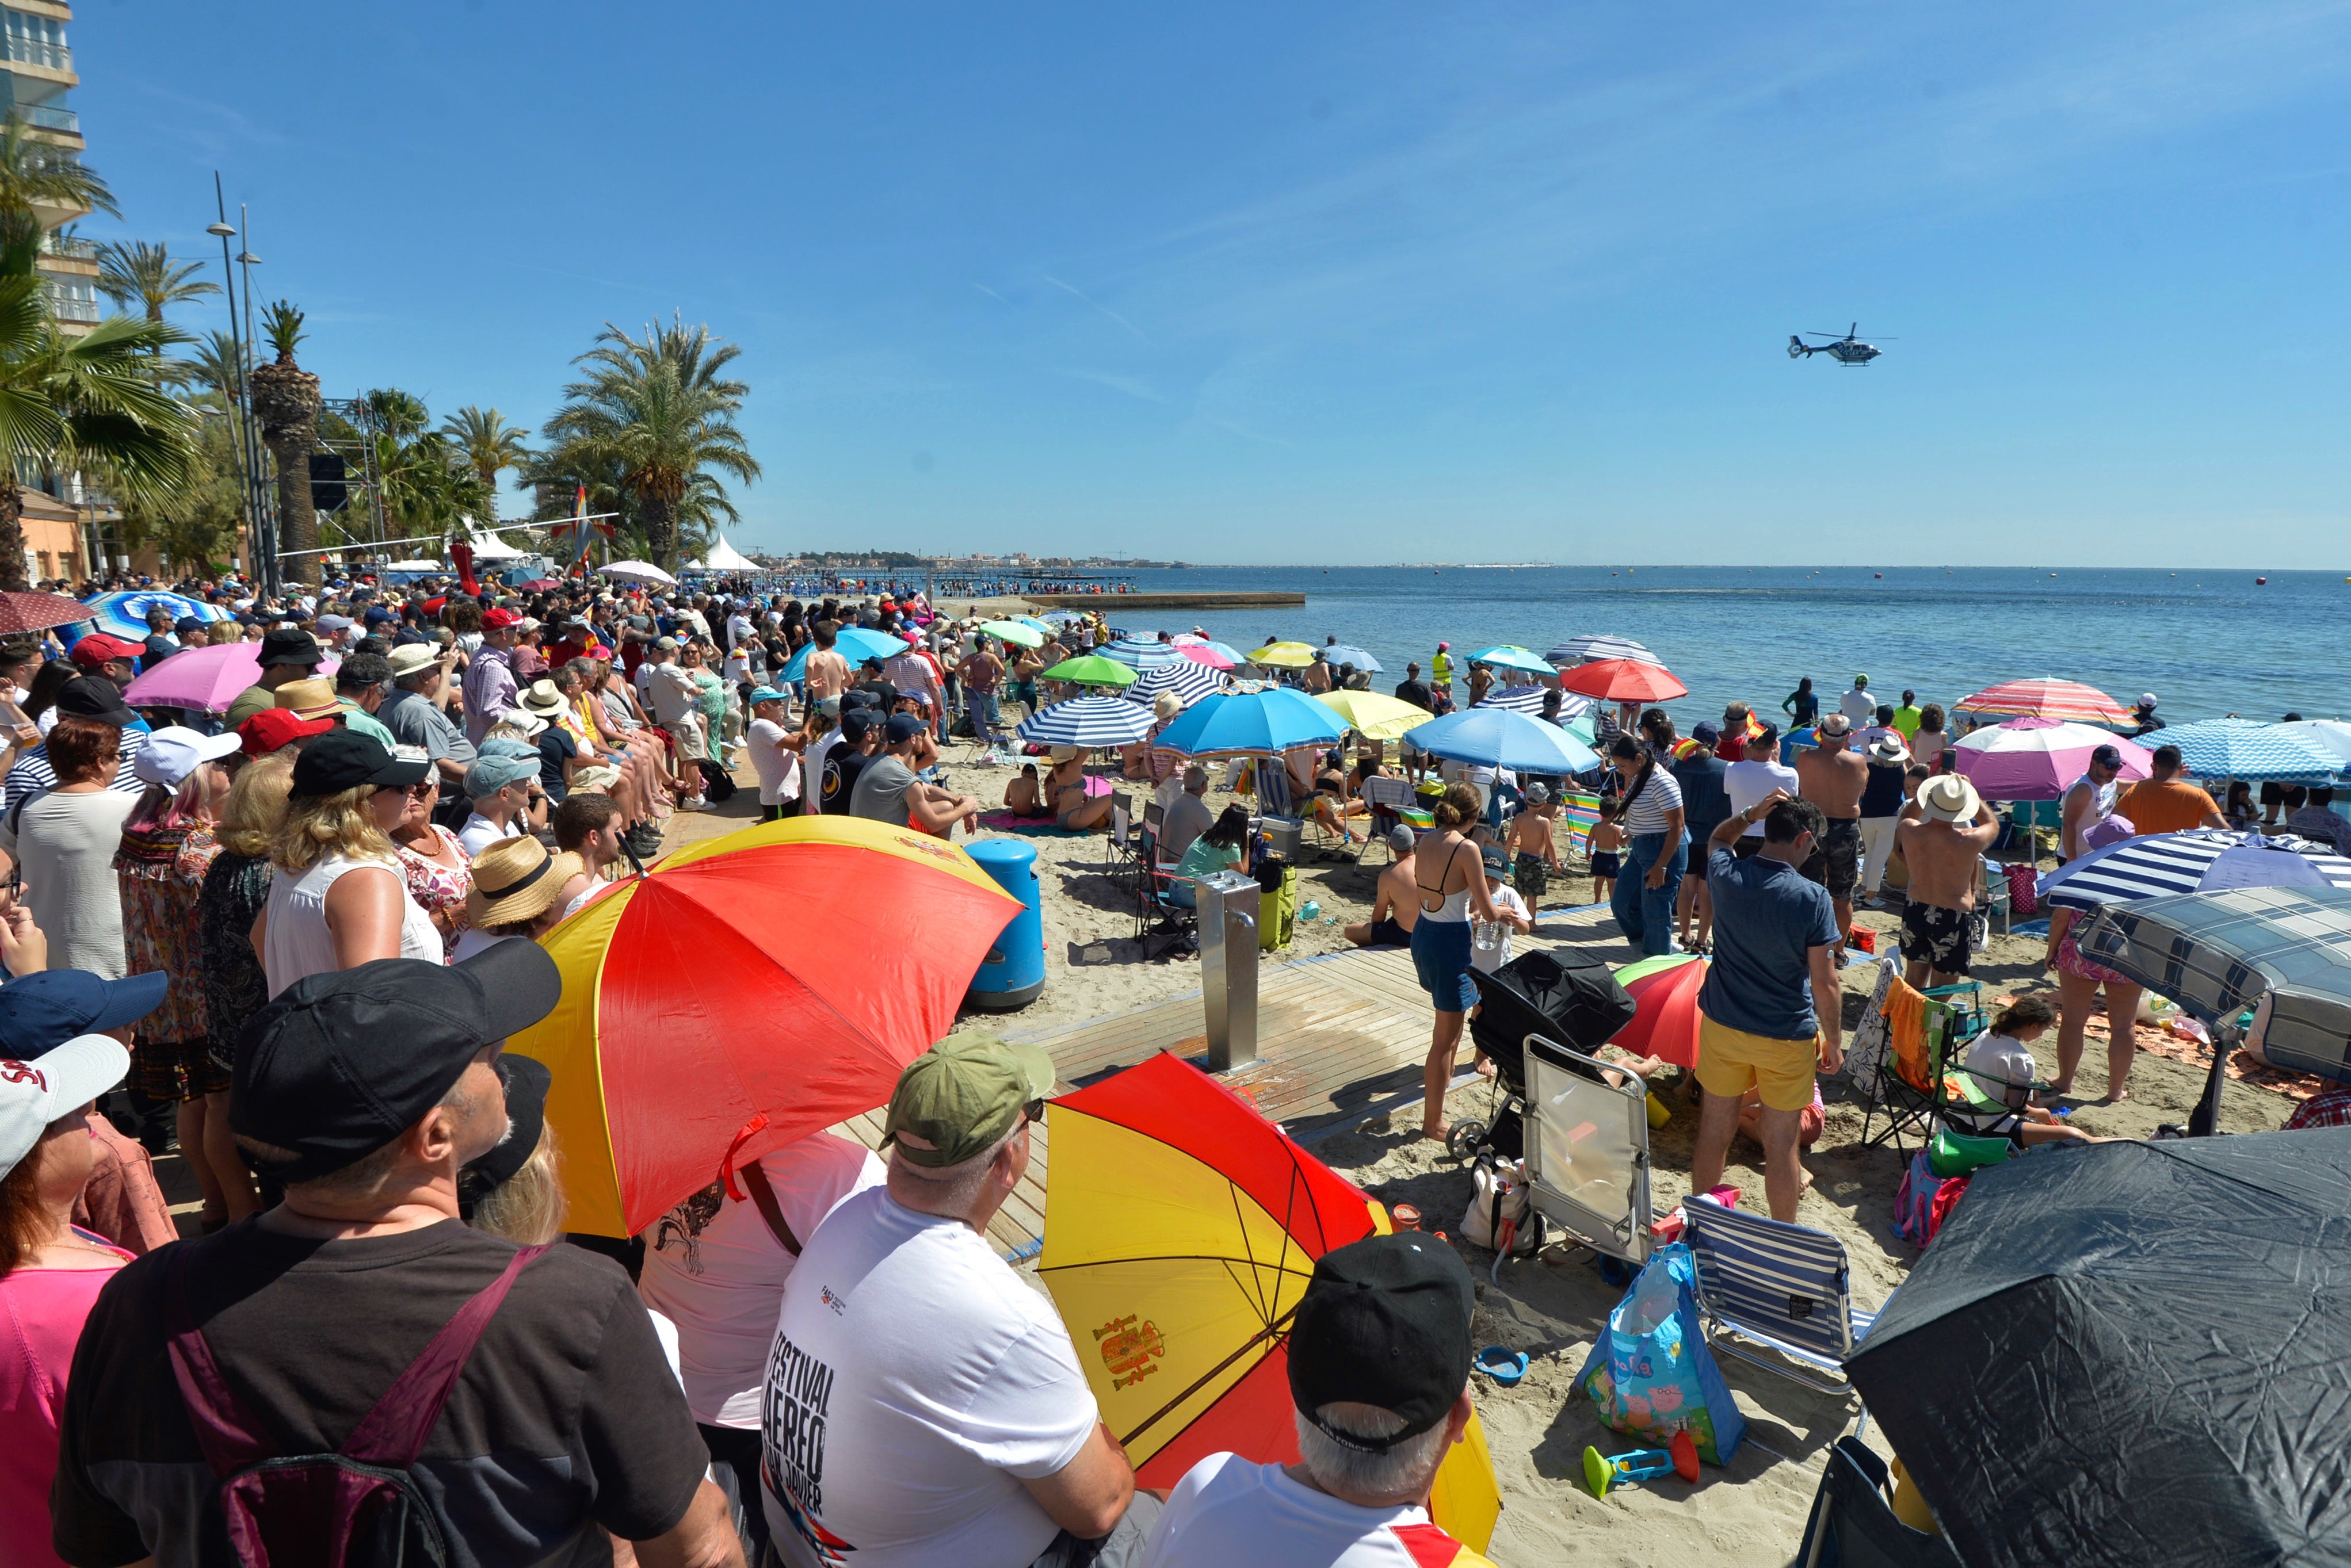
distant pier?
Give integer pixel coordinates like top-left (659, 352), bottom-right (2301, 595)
top-left (1022, 590), bottom-right (1305, 610)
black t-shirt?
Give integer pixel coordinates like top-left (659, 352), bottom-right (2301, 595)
top-left (539, 726), bottom-right (579, 803)
top-left (53, 1219), bottom-right (707, 1567)
top-left (1394, 679), bottom-right (1434, 712)
top-left (822, 748), bottom-right (871, 813)
top-left (854, 678), bottom-right (898, 712)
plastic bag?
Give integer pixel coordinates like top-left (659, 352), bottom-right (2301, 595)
top-left (1573, 1242), bottom-right (1746, 1464)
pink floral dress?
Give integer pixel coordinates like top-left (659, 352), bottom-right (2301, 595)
top-left (394, 825), bottom-right (472, 959)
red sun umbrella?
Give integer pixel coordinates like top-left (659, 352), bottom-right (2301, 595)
top-left (0, 590), bottom-right (97, 637)
top-left (1558, 657), bottom-right (1688, 703)
top-left (1610, 954), bottom-right (1707, 1069)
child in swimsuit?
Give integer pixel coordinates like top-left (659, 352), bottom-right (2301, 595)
top-left (1586, 800), bottom-right (1625, 904)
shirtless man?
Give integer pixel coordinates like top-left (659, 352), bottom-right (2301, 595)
top-left (804, 620), bottom-right (852, 709)
top-left (1792, 712), bottom-right (1868, 954)
top-left (1344, 828), bottom-right (1421, 947)
top-left (1895, 774), bottom-right (2002, 988)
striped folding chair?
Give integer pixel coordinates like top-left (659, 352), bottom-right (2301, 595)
top-left (1361, 774), bottom-right (1415, 861)
top-left (1681, 1194), bottom-right (1877, 1396)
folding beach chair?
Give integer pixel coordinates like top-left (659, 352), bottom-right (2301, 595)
top-left (1682, 1194), bottom-right (1878, 1397)
top-left (1792, 1439), bottom-right (1963, 1568)
top-left (1521, 1031), bottom-right (1654, 1267)
top-left (1854, 976), bottom-right (1986, 1160)
top-left (1361, 774), bottom-right (1415, 861)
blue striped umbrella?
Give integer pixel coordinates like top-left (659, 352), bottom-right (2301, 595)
top-left (1475, 684), bottom-right (1593, 720)
top-left (2158, 719), bottom-right (2342, 784)
top-left (1016, 695), bottom-right (1161, 748)
top-left (78, 590), bottom-right (227, 641)
top-left (2037, 828), bottom-right (2351, 912)
top-left (1099, 637), bottom-right (1180, 668)
top-left (1320, 644), bottom-right (1383, 674)
top-left (1125, 658), bottom-right (1226, 709)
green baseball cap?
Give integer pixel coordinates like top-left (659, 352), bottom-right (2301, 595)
top-left (883, 1030), bottom-right (1058, 1168)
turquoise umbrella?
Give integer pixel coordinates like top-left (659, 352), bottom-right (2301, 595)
top-left (1468, 645), bottom-right (1552, 674)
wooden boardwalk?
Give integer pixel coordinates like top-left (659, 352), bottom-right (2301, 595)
top-left (827, 905), bottom-right (1636, 1261)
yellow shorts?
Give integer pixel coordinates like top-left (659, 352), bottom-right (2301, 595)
top-left (1696, 1015), bottom-right (1821, 1113)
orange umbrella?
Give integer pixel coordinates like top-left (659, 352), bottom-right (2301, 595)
top-left (508, 816), bottom-right (1021, 1236)
top-left (1612, 954), bottom-right (1707, 1069)
top-left (1558, 657), bottom-right (1688, 703)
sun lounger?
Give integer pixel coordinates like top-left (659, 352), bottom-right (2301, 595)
top-left (1682, 1193), bottom-right (1877, 1396)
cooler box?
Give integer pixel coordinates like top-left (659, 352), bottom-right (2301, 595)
top-left (965, 839), bottom-right (1045, 1010)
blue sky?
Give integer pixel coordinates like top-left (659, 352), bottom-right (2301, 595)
top-left (70, 2), bottom-right (2351, 565)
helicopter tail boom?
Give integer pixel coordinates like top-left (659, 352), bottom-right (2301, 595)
top-left (1787, 335), bottom-right (1812, 358)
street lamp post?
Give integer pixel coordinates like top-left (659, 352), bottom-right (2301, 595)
top-left (208, 175), bottom-right (276, 595)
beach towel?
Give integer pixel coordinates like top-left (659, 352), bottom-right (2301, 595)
top-left (976, 812), bottom-right (1094, 836)
top-left (1574, 1242), bottom-right (1746, 1464)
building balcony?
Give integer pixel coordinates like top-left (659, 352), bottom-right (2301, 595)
top-left (44, 289), bottom-right (98, 323)
top-left (39, 230), bottom-right (94, 259)
top-left (14, 101), bottom-right (72, 133)
top-left (2, 36), bottom-right (70, 72)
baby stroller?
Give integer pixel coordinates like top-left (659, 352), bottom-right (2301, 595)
top-left (1460, 949), bottom-right (1659, 1269)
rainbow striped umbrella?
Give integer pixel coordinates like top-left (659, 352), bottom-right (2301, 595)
top-left (1953, 678), bottom-right (2133, 725)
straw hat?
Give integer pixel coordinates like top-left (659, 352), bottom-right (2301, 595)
top-left (519, 679), bottom-right (568, 721)
top-left (273, 677), bottom-right (340, 722)
top-left (465, 836), bottom-right (584, 929)
top-left (1866, 733), bottom-right (1910, 766)
top-left (1152, 691), bottom-right (1182, 720)
top-left (1917, 774), bottom-right (1982, 824)
top-left (1047, 745), bottom-right (1082, 763)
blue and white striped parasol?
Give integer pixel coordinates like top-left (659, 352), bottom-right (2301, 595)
top-left (1098, 637), bottom-right (1180, 668)
top-left (2157, 719), bottom-right (2342, 784)
top-left (2037, 828), bottom-right (2351, 912)
top-left (78, 590), bottom-right (227, 641)
top-left (1543, 634), bottom-right (1661, 668)
top-left (1015, 695), bottom-right (1161, 748)
top-left (1125, 657), bottom-right (1226, 709)
top-left (1475, 684), bottom-right (1593, 720)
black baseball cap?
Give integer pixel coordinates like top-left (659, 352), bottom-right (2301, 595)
top-left (2091, 744), bottom-right (2124, 768)
top-left (289, 729), bottom-right (430, 797)
top-left (459, 1053), bottom-right (551, 1218)
top-left (840, 709), bottom-right (877, 741)
top-left (0, 968), bottom-right (167, 1055)
top-left (230, 940), bottom-right (562, 1183)
top-left (258, 626), bottom-right (324, 668)
top-left (52, 675), bottom-right (138, 726)
top-left (1287, 1232), bottom-right (1474, 1449)
top-left (885, 713), bottom-right (923, 744)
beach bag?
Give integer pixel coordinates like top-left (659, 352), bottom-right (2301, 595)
top-left (2004, 862), bottom-right (2040, 917)
top-left (1460, 1154), bottom-right (1540, 1256)
top-left (1573, 1242), bottom-right (1745, 1464)
top-left (1893, 1150), bottom-right (1968, 1249)
top-left (695, 758), bottom-right (738, 802)
top-left (1841, 959), bottom-right (1899, 1097)
top-left (165, 1241), bottom-right (548, 1567)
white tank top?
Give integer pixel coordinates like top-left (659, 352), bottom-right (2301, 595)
top-left (264, 850), bottom-right (445, 997)
top-left (1415, 839), bottom-right (1476, 924)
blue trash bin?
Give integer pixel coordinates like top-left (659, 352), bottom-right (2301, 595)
top-left (965, 839), bottom-right (1045, 1011)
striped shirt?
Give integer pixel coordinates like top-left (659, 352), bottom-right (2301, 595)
top-left (3, 729), bottom-right (150, 817)
top-left (1615, 765), bottom-right (1684, 836)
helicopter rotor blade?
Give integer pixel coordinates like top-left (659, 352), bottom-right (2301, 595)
top-left (1799, 331), bottom-right (1845, 339)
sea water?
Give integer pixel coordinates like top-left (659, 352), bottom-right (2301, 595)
top-left (1102, 566), bottom-right (2344, 728)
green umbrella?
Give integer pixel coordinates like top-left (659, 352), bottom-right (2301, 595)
top-left (980, 619), bottom-right (1045, 649)
top-left (1042, 655), bottom-right (1138, 687)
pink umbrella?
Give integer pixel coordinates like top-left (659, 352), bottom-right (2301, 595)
top-left (1177, 643), bottom-right (1237, 672)
top-left (121, 643), bottom-right (342, 715)
top-left (1952, 717), bottom-right (2151, 801)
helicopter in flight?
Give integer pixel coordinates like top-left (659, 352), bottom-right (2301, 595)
top-left (1787, 324), bottom-right (1889, 366)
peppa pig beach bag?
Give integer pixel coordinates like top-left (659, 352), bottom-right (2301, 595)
top-left (1573, 1241), bottom-right (1746, 1465)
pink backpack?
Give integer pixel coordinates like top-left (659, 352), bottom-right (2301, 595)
top-left (165, 1241), bottom-right (548, 1568)
top-left (1892, 1150), bottom-right (1968, 1248)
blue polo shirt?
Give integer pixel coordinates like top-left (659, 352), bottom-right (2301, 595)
top-left (1700, 845), bottom-right (1840, 1041)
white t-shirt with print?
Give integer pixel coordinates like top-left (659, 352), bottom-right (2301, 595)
top-left (638, 1133), bottom-right (883, 1428)
top-left (760, 1188), bottom-right (1097, 1568)
top-left (1138, 1452), bottom-right (1491, 1568)
top-left (1472, 884), bottom-right (1531, 973)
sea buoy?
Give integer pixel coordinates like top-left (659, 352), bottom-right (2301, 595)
top-left (2255, 576), bottom-right (2268, 586)
top-left (1874, 572), bottom-right (1883, 579)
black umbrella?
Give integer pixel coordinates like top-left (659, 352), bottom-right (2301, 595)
top-left (1846, 1133), bottom-right (2351, 1568)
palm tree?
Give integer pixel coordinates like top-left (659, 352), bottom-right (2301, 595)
top-left (246, 300), bottom-right (321, 587)
top-left (0, 235), bottom-right (197, 590)
top-left (0, 113), bottom-right (116, 253)
top-left (441, 405), bottom-right (530, 526)
top-left (185, 329), bottom-right (243, 401)
top-left (544, 316), bottom-right (759, 569)
top-left (94, 240), bottom-right (218, 325)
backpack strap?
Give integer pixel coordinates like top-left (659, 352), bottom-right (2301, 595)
top-left (342, 1243), bottom-right (549, 1467)
top-left (738, 1160), bottom-right (802, 1256)
top-left (163, 1240), bottom-right (277, 1479)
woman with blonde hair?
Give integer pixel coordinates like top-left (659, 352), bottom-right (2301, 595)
top-left (113, 726), bottom-right (244, 1228)
top-left (254, 732), bottom-right (442, 996)
top-left (1410, 781), bottom-right (1503, 1143)
top-left (196, 755), bottom-right (294, 1219)
top-left (460, 1055), bottom-right (564, 1245)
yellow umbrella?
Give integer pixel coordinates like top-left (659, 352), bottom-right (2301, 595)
top-left (1316, 690), bottom-right (1434, 742)
top-left (1248, 641), bottom-right (1318, 668)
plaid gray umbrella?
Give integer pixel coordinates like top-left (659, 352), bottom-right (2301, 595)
top-left (2080, 885), bottom-right (2351, 1085)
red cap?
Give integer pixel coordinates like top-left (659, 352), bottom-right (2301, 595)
top-left (482, 606), bottom-right (522, 629)
top-left (237, 708), bottom-right (334, 758)
top-left (70, 633), bottom-right (144, 667)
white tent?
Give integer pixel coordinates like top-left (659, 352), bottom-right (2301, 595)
top-left (460, 516), bottom-right (526, 560)
top-left (690, 534), bottom-right (761, 572)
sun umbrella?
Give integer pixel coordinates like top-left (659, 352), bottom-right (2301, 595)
top-left (2037, 828), bottom-right (2351, 912)
top-left (1016, 615), bottom-right (1058, 634)
top-left (1951, 718), bottom-right (2154, 801)
top-left (0, 590), bottom-right (106, 637)
top-left (779, 626), bottom-right (914, 683)
top-left (1247, 641), bottom-right (1318, 669)
top-left (1557, 658), bottom-right (1687, 704)
top-left (2157, 718), bottom-right (2342, 783)
top-left (120, 641), bottom-right (342, 714)
top-left (1174, 636), bottom-right (1247, 663)
top-left (1041, 655), bottom-right (1138, 689)
top-left (1126, 658), bottom-right (1226, 710)
top-left (1040, 1053), bottom-right (1502, 1550)
top-left (1100, 637), bottom-right (1180, 668)
top-left (1314, 691), bottom-right (1436, 743)
top-left (598, 559), bottom-right (679, 587)
top-left (1474, 684), bottom-right (1594, 720)
top-left (1037, 608), bottom-right (1087, 625)
top-left (1319, 644), bottom-right (1383, 674)
top-left (1403, 708), bottom-right (1601, 774)
top-left (1544, 634), bottom-right (1661, 668)
top-left (1609, 954), bottom-right (1706, 1069)
top-left (2277, 720), bottom-right (2351, 769)
top-left (1466, 645), bottom-right (1551, 674)
top-left (1176, 643), bottom-right (1238, 672)
top-left (516, 576), bottom-right (563, 592)
top-left (510, 816), bottom-right (1020, 1237)
top-left (1152, 688), bottom-right (1345, 757)
top-left (1017, 695), bottom-right (1160, 748)
top-left (79, 589), bottom-right (229, 638)
top-left (1953, 677), bottom-right (2133, 726)
top-left (979, 619), bottom-right (1045, 649)
top-left (1846, 1134), bottom-right (2351, 1568)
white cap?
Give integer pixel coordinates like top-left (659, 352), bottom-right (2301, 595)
top-left (1, 1035), bottom-right (131, 1180)
top-left (131, 725), bottom-right (242, 790)
top-left (2139, 693), bottom-right (2158, 709)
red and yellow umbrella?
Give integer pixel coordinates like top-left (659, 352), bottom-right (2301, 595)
top-left (1612, 954), bottom-right (1708, 1069)
top-left (1953, 678), bottom-right (2133, 725)
top-left (1041, 1053), bottom-right (1499, 1550)
top-left (510, 816), bottom-right (1020, 1237)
